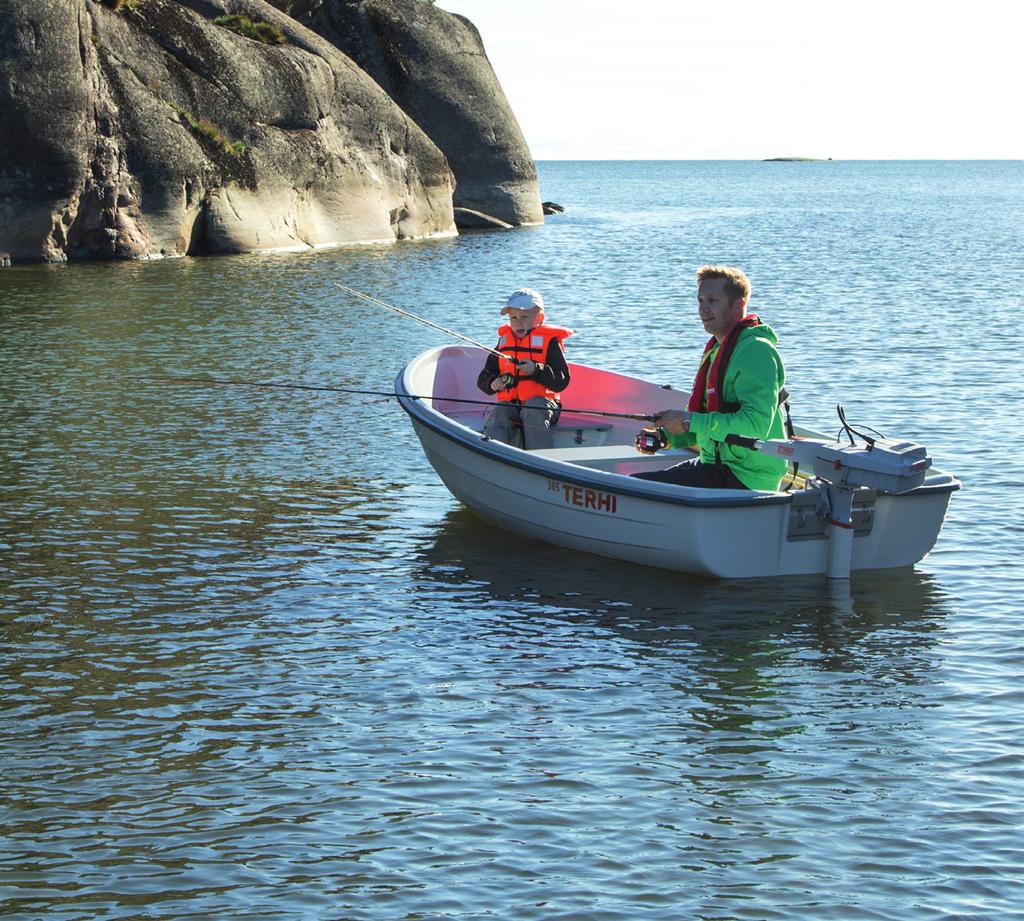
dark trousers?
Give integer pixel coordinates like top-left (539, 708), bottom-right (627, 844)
top-left (631, 457), bottom-right (748, 489)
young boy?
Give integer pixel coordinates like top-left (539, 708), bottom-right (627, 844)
top-left (476, 287), bottom-right (573, 449)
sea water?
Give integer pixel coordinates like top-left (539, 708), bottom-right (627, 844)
top-left (2, 161), bottom-right (1023, 919)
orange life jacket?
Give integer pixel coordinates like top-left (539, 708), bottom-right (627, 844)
top-left (495, 322), bottom-right (573, 403)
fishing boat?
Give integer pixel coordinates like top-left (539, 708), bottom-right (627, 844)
top-left (396, 345), bottom-right (960, 579)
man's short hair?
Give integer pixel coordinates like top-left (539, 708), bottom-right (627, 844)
top-left (696, 265), bottom-right (751, 302)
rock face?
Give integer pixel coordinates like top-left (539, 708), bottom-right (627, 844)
top-left (0, 0), bottom-right (457, 262)
top-left (269, 0), bottom-right (544, 227)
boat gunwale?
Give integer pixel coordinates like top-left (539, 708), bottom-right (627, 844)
top-left (395, 360), bottom-right (961, 509)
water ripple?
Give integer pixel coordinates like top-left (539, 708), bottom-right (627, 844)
top-left (4, 162), bottom-right (1024, 920)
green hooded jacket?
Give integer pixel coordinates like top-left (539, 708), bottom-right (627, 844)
top-left (666, 323), bottom-right (788, 491)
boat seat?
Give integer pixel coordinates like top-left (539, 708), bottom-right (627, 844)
top-left (532, 444), bottom-right (695, 474)
top-left (449, 413), bottom-right (615, 451)
top-left (550, 418), bottom-right (613, 448)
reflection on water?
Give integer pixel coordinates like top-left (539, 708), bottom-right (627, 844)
top-left (416, 507), bottom-right (951, 695)
top-left (417, 508), bottom-right (951, 634)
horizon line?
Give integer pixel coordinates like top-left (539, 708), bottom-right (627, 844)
top-left (531, 157), bottom-right (1024, 162)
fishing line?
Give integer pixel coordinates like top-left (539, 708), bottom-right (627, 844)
top-left (331, 282), bottom-right (592, 398)
top-left (134, 376), bottom-right (661, 422)
top-left (331, 282), bottom-right (507, 358)
top-left (138, 284), bottom-right (666, 420)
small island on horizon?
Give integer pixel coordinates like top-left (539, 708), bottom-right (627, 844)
top-left (763, 157), bottom-right (834, 162)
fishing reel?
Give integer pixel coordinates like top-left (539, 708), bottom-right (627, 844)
top-left (634, 427), bottom-right (668, 455)
top-left (496, 373), bottom-right (515, 390)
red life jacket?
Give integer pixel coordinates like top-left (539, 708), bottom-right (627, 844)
top-left (687, 315), bottom-right (761, 413)
top-left (495, 321), bottom-right (573, 403)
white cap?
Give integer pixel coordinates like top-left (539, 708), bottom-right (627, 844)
top-left (500, 287), bottom-right (544, 314)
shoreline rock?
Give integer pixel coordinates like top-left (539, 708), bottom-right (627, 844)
top-left (278, 0), bottom-right (544, 228)
top-left (0, 0), bottom-right (539, 264)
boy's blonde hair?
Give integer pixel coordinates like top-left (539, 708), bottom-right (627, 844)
top-left (696, 265), bottom-right (751, 302)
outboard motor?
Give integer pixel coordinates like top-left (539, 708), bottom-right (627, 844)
top-left (727, 407), bottom-right (932, 579)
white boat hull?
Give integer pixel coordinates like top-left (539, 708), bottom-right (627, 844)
top-left (399, 347), bottom-right (959, 579)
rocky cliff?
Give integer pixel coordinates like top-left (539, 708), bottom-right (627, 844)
top-left (0, 0), bottom-right (540, 264)
top-left (272, 0), bottom-right (544, 228)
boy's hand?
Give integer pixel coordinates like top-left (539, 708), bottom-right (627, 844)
top-left (490, 374), bottom-right (513, 392)
top-left (516, 360), bottom-right (538, 377)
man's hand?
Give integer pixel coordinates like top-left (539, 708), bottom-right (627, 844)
top-left (490, 374), bottom-right (513, 393)
top-left (516, 359), bottom-right (538, 377)
top-left (653, 409), bottom-right (691, 434)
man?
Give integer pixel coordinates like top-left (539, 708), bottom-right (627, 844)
top-left (633, 265), bottom-right (788, 490)
top-left (476, 287), bottom-right (573, 450)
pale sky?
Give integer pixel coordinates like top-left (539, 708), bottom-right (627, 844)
top-left (436, 0), bottom-right (1024, 160)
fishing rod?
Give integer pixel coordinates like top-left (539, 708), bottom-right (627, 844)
top-left (135, 376), bottom-right (662, 422)
top-left (331, 282), bottom-right (507, 359)
top-left (331, 283), bottom-right (658, 417)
